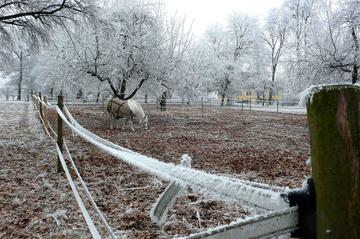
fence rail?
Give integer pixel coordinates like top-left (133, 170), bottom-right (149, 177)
top-left (46, 96), bottom-right (306, 115)
top-left (32, 95), bottom-right (116, 239)
top-left (180, 206), bottom-right (299, 239)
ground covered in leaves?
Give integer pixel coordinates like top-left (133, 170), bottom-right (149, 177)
top-left (1, 102), bottom-right (310, 238)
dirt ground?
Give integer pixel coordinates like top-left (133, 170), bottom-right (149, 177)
top-left (64, 104), bottom-right (310, 187)
top-left (1, 102), bottom-right (311, 238)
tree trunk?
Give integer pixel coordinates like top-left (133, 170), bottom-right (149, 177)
top-left (220, 78), bottom-right (230, 107)
top-left (269, 65), bottom-right (276, 105)
top-left (307, 85), bottom-right (360, 239)
top-left (17, 51), bottom-right (23, 101)
top-left (268, 88), bottom-right (273, 105)
top-left (262, 84), bottom-right (266, 106)
top-left (6, 88), bottom-right (9, 101)
top-left (352, 27), bottom-right (359, 84)
top-left (96, 90), bottom-right (101, 103)
top-left (220, 93), bottom-right (225, 106)
top-left (119, 79), bottom-right (126, 100)
top-left (353, 64), bottom-right (358, 84)
top-left (50, 87), bottom-right (54, 99)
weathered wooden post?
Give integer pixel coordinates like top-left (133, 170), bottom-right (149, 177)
top-left (241, 100), bottom-right (244, 111)
top-left (277, 100), bottom-right (279, 113)
top-left (39, 92), bottom-right (43, 119)
top-left (249, 100), bottom-right (252, 111)
top-left (307, 84), bottom-right (360, 239)
top-left (43, 96), bottom-right (49, 130)
top-left (57, 94), bottom-right (64, 173)
top-left (33, 93), bottom-right (37, 110)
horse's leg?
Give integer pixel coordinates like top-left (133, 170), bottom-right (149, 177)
top-left (122, 117), bottom-right (128, 130)
top-left (129, 116), bottom-right (135, 131)
top-left (109, 113), bottom-right (113, 130)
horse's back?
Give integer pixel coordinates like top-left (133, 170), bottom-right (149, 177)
top-left (107, 97), bottom-right (131, 117)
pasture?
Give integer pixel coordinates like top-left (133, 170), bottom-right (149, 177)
top-left (61, 105), bottom-right (310, 187)
top-left (1, 102), bottom-right (311, 238)
top-left (44, 104), bottom-right (310, 238)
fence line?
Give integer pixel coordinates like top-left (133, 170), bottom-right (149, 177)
top-left (179, 206), bottom-right (299, 239)
top-left (31, 95), bottom-right (115, 239)
top-left (32, 94), bottom-right (300, 238)
top-left (64, 142), bottom-right (117, 239)
top-left (55, 144), bottom-right (102, 239)
top-left (55, 98), bottom-right (305, 115)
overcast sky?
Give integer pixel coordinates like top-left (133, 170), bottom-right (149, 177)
top-left (165, 0), bottom-right (284, 35)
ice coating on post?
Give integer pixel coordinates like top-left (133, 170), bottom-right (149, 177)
top-left (307, 84), bottom-right (360, 239)
top-left (298, 83), bottom-right (360, 107)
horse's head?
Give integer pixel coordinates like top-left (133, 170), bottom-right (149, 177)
top-left (140, 115), bottom-right (149, 130)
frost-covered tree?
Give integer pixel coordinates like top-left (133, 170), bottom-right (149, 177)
top-left (205, 14), bottom-right (257, 106)
top-left (0, 0), bottom-right (96, 73)
top-left (263, 8), bottom-right (289, 102)
top-left (282, 0), bottom-right (317, 93)
top-left (0, 0), bottom-right (96, 46)
top-left (277, 0), bottom-right (360, 95)
top-left (321, 0), bottom-right (360, 84)
top-left (30, 0), bottom-right (194, 102)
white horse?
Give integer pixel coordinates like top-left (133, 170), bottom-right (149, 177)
top-left (106, 97), bottom-right (148, 130)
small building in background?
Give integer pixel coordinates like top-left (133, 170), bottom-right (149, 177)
top-left (233, 87), bottom-right (284, 103)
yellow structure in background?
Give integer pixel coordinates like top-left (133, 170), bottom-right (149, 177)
top-left (235, 89), bottom-right (283, 102)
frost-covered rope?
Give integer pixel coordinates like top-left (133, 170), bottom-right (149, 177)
top-left (63, 142), bottom-right (117, 239)
top-left (36, 108), bottom-right (56, 142)
top-left (217, 174), bottom-right (287, 193)
top-left (64, 105), bottom-right (286, 194)
top-left (55, 144), bottom-right (101, 239)
top-left (46, 102), bottom-right (56, 109)
top-left (63, 106), bottom-right (137, 155)
top-left (32, 102), bottom-right (103, 238)
top-left (56, 106), bottom-right (289, 210)
top-left (48, 123), bottom-right (57, 138)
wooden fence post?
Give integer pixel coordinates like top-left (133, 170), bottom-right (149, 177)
top-left (43, 96), bottom-right (49, 130)
top-left (307, 84), bottom-right (360, 239)
top-left (57, 94), bottom-right (64, 173)
top-left (34, 94), bottom-right (38, 110)
top-left (39, 92), bottom-right (43, 120)
top-left (249, 100), bottom-right (252, 111)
